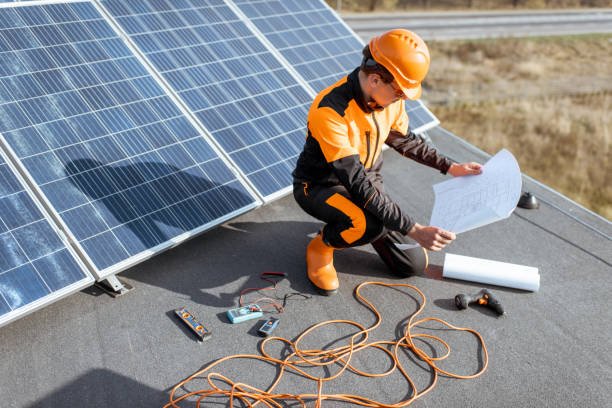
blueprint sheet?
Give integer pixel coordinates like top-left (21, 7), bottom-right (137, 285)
top-left (429, 149), bottom-right (522, 233)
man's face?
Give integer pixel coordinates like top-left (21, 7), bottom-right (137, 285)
top-left (369, 74), bottom-right (407, 108)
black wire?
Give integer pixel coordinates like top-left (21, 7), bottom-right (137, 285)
top-left (252, 273), bottom-right (313, 309)
top-left (282, 293), bottom-right (312, 308)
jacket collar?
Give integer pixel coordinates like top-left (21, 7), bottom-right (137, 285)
top-left (348, 68), bottom-right (383, 114)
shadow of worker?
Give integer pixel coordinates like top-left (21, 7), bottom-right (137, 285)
top-left (27, 368), bottom-right (167, 408)
top-left (64, 158), bottom-right (254, 269)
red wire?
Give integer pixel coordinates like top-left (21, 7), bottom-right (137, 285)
top-left (238, 272), bottom-right (287, 312)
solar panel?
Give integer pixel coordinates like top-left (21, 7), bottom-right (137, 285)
top-left (99, 0), bottom-right (313, 200)
top-left (231, 0), bottom-right (440, 134)
top-left (0, 1), bottom-right (258, 277)
top-left (0, 147), bottom-right (93, 327)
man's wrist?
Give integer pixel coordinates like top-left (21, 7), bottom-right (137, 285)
top-left (407, 223), bottom-right (422, 238)
top-left (440, 158), bottom-right (454, 175)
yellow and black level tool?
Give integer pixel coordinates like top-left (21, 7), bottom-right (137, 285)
top-left (175, 307), bottom-right (212, 341)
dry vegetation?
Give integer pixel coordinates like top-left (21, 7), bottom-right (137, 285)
top-left (424, 35), bottom-right (611, 219)
top-left (326, 0), bottom-right (612, 12)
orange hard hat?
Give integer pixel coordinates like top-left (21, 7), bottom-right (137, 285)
top-left (369, 29), bottom-right (430, 100)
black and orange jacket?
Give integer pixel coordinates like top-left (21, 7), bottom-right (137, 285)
top-left (292, 68), bottom-right (453, 235)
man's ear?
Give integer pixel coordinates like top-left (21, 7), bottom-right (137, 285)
top-left (368, 73), bottom-right (382, 88)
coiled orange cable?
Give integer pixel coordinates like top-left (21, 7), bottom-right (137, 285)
top-left (164, 281), bottom-right (488, 407)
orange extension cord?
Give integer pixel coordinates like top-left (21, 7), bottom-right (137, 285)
top-left (164, 281), bottom-right (488, 408)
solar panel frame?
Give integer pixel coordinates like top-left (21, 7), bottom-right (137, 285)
top-left (98, 0), bottom-right (314, 202)
top-left (0, 0), bottom-right (260, 279)
top-left (229, 0), bottom-right (440, 135)
top-left (0, 143), bottom-right (94, 328)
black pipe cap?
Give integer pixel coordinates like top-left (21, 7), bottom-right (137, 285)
top-left (518, 192), bottom-right (539, 209)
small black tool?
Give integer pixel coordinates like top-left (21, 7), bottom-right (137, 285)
top-left (455, 289), bottom-right (505, 316)
top-left (257, 317), bottom-right (280, 337)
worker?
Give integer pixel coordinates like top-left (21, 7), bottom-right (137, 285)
top-left (292, 29), bottom-right (482, 295)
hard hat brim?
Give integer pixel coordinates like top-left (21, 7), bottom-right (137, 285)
top-left (401, 83), bottom-right (422, 100)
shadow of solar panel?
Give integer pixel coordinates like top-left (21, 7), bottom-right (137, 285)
top-left (0, 2), bottom-right (257, 277)
top-left (0, 148), bottom-right (93, 327)
top-left (100, 0), bottom-right (312, 200)
top-left (232, 0), bottom-right (439, 134)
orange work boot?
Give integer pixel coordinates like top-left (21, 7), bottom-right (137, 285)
top-left (306, 234), bottom-right (339, 296)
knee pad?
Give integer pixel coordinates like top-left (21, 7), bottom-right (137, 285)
top-left (371, 231), bottom-right (428, 277)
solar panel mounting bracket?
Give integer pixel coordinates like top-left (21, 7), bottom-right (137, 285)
top-left (95, 275), bottom-right (134, 298)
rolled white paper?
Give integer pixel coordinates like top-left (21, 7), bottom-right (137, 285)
top-left (443, 253), bottom-right (540, 292)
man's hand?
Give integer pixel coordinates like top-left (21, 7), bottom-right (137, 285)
top-left (407, 223), bottom-right (455, 251)
top-left (448, 162), bottom-right (482, 177)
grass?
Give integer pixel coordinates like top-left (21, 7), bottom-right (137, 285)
top-left (328, 0), bottom-right (612, 12)
top-left (424, 35), bottom-right (612, 219)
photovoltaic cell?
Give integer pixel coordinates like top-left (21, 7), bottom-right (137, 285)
top-left (0, 148), bottom-right (93, 327)
top-left (0, 2), bottom-right (257, 276)
top-left (100, 0), bottom-right (313, 199)
top-left (232, 0), bottom-right (440, 134)
top-left (233, 0), bottom-right (360, 92)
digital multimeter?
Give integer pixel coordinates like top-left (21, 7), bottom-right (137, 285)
top-left (226, 304), bottom-right (263, 324)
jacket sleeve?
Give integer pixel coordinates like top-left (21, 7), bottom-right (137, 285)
top-left (308, 107), bottom-right (415, 234)
top-left (385, 129), bottom-right (454, 174)
top-left (330, 156), bottom-right (415, 234)
top-left (387, 102), bottom-right (454, 174)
